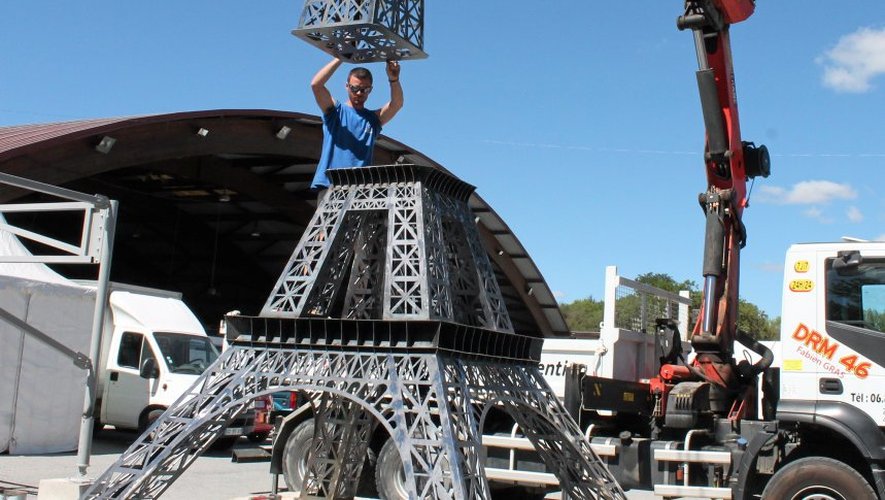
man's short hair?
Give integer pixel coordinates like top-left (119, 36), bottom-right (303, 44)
top-left (348, 67), bottom-right (373, 83)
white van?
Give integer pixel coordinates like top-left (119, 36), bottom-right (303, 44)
top-left (0, 279), bottom-right (252, 454)
top-left (96, 290), bottom-right (222, 430)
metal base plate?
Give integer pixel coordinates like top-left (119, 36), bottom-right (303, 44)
top-left (293, 24), bottom-right (427, 62)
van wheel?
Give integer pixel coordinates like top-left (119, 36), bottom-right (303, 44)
top-left (762, 456), bottom-right (876, 500)
top-left (282, 419), bottom-right (315, 493)
top-left (376, 437), bottom-right (408, 500)
top-left (138, 408), bottom-right (165, 434)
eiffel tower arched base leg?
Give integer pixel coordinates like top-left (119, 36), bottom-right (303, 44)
top-left (84, 345), bottom-right (626, 500)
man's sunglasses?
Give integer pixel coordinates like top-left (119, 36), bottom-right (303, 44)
top-left (347, 84), bottom-right (372, 95)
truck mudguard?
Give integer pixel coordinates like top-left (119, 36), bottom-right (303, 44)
top-left (777, 399), bottom-right (885, 461)
top-left (731, 426), bottom-right (777, 500)
top-left (779, 400), bottom-right (885, 498)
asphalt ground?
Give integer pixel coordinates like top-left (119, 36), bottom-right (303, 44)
top-left (1, 428), bottom-right (277, 499)
top-left (0, 428), bottom-right (660, 499)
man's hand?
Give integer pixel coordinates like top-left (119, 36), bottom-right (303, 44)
top-left (386, 60), bottom-right (401, 82)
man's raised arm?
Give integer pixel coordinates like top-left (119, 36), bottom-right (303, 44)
top-left (311, 58), bottom-right (342, 114)
top-left (378, 60), bottom-right (403, 125)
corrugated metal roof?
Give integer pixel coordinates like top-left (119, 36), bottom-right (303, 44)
top-left (0, 117), bottom-right (134, 159)
top-left (0, 110), bottom-right (309, 162)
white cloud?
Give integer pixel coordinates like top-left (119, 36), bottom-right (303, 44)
top-left (803, 207), bottom-right (832, 223)
top-left (877, 234), bottom-right (885, 242)
top-left (819, 27), bottom-right (885, 93)
top-left (553, 290), bottom-right (566, 300)
top-left (847, 206), bottom-right (863, 223)
top-left (757, 180), bottom-right (856, 205)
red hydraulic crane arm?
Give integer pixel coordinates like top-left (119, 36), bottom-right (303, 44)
top-left (677, 0), bottom-right (770, 386)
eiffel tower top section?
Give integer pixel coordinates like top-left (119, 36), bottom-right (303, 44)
top-left (293, 0), bottom-right (427, 63)
top-left (261, 164), bottom-right (514, 333)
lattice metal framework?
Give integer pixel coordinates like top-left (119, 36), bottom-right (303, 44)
top-left (262, 165), bottom-right (513, 333)
top-left (83, 166), bottom-right (627, 499)
top-left (293, 0), bottom-right (427, 62)
top-left (83, 319), bottom-right (627, 500)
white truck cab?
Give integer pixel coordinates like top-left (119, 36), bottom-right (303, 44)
top-left (778, 242), bottom-right (885, 428)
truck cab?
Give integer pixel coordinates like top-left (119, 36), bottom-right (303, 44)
top-left (771, 242), bottom-right (885, 497)
top-left (779, 242), bottom-right (885, 416)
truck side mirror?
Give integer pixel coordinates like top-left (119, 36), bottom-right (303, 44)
top-left (833, 250), bottom-right (862, 276)
top-left (140, 357), bottom-right (159, 379)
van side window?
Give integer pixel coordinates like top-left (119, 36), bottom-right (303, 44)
top-left (117, 332), bottom-right (143, 369)
top-left (826, 258), bottom-right (885, 333)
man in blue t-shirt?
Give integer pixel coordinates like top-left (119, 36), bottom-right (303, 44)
top-left (309, 58), bottom-right (404, 194)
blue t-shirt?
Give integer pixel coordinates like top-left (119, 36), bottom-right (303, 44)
top-left (311, 102), bottom-right (382, 189)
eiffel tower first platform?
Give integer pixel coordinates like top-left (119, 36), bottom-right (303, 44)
top-left (84, 164), bottom-right (626, 499)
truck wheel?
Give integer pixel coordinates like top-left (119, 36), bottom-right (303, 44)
top-left (282, 418), bottom-right (379, 496)
top-left (762, 456), bottom-right (877, 500)
top-left (282, 419), bottom-right (315, 493)
top-left (376, 437), bottom-right (408, 500)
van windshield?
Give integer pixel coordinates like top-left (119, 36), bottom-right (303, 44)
top-left (153, 332), bottom-right (220, 374)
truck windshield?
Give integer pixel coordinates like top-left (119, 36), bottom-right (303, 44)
top-left (153, 332), bottom-right (220, 375)
top-left (826, 258), bottom-right (885, 334)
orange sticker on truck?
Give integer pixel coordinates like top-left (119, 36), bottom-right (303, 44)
top-left (792, 323), bottom-right (871, 379)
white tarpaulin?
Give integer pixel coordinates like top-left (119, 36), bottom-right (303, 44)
top-left (0, 229), bottom-right (96, 455)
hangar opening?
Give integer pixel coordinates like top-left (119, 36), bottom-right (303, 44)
top-left (0, 109), bottom-right (567, 338)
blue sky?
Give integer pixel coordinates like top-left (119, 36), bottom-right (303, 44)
top-left (1, 1), bottom-right (883, 318)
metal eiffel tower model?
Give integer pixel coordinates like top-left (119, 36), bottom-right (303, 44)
top-left (84, 165), bottom-right (626, 499)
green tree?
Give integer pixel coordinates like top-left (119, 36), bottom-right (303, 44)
top-left (561, 296), bottom-right (604, 332)
top-left (635, 272), bottom-right (698, 295)
top-left (864, 309), bottom-right (885, 333)
top-left (737, 299), bottom-right (779, 340)
top-left (636, 272), bottom-right (702, 310)
top-left (559, 271), bottom-right (779, 340)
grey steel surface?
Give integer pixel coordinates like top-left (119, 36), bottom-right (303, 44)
top-left (262, 165), bottom-right (513, 333)
top-left (83, 344), bottom-right (626, 500)
top-left (83, 166), bottom-right (622, 499)
top-left (293, 0), bottom-right (427, 62)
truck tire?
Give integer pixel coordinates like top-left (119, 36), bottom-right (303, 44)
top-left (376, 437), bottom-right (408, 500)
top-left (282, 419), bottom-right (315, 493)
top-left (282, 418), bottom-right (379, 496)
top-left (762, 456), bottom-right (877, 500)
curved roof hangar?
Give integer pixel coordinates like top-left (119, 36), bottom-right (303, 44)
top-left (0, 109), bottom-right (568, 338)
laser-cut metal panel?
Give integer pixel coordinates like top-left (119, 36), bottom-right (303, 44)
top-left (262, 165), bottom-right (513, 333)
top-left (293, 0), bottom-right (427, 62)
top-left (85, 320), bottom-right (625, 500)
top-left (423, 189), bottom-right (455, 322)
top-left (383, 183), bottom-right (427, 319)
top-left (261, 187), bottom-right (350, 317)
